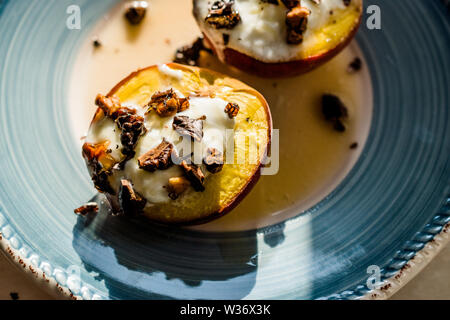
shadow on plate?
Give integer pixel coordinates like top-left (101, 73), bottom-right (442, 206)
top-left (72, 194), bottom-right (285, 299)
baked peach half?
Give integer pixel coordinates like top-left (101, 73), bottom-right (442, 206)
top-left (193, 0), bottom-right (363, 77)
top-left (82, 63), bottom-right (272, 224)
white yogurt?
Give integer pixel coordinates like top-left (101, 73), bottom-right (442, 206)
top-left (195, 0), bottom-right (357, 62)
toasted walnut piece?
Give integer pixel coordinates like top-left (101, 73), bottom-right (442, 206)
top-left (173, 36), bottom-right (211, 66)
top-left (119, 180), bottom-right (147, 216)
top-left (178, 98), bottom-right (190, 112)
top-left (281, 0), bottom-right (300, 9)
top-left (167, 176), bottom-right (191, 200)
top-left (138, 139), bottom-right (175, 172)
top-left (82, 142), bottom-right (116, 194)
top-left (343, 0), bottom-right (351, 6)
top-left (115, 111), bottom-right (147, 161)
top-left (180, 160), bottom-right (206, 192)
top-left (172, 116), bottom-right (204, 142)
top-left (224, 102), bottom-right (239, 118)
top-left (286, 6), bottom-right (310, 44)
top-left (203, 148), bottom-right (224, 174)
top-left (321, 94), bottom-right (349, 132)
top-left (95, 94), bottom-right (122, 116)
top-left (124, 1), bottom-right (148, 25)
top-left (147, 89), bottom-right (181, 117)
top-left (74, 202), bottom-right (99, 216)
top-left (205, 0), bottom-right (241, 30)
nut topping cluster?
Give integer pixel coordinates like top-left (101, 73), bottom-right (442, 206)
top-left (89, 84), bottom-right (238, 206)
top-left (205, 0), bottom-right (241, 29)
top-left (285, 2), bottom-right (310, 44)
top-left (95, 94), bottom-right (147, 165)
top-left (147, 89), bottom-right (190, 117)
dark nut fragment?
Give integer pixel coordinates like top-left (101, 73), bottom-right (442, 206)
top-left (173, 36), bottom-right (211, 66)
top-left (167, 176), bottom-right (191, 200)
top-left (347, 57), bottom-right (362, 73)
top-left (262, 0), bottom-right (279, 5)
top-left (281, 0), bottom-right (300, 9)
top-left (321, 94), bottom-right (349, 132)
top-left (95, 94), bottom-right (147, 165)
top-left (116, 112), bottom-right (147, 161)
top-left (74, 202), bottom-right (99, 216)
top-left (119, 179), bottom-right (147, 216)
top-left (203, 148), bottom-right (224, 173)
top-left (124, 1), bottom-right (148, 25)
top-left (205, 0), bottom-right (241, 30)
top-left (138, 139), bottom-right (174, 172)
top-left (95, 94), bottom-right (122, 116)
top-left (343, 0), bottom-right (351, 6)
top-left (180, 160), bottom-right (206, 192)
top-left (147, 89), bottom-right (188, 117)
top-left (224, 102), bottom-right (239, 118)
top-left (286, 6), bottom-right (310, 44)
top-left (82, 142), bottom-right (116, 194)
top-left (172, 115), bottom-right (204, 142)
top-left (178, 97), bottom-right (190, 112)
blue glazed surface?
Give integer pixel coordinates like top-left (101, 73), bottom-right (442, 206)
top-left (0, 0), bottom-right (448, 300)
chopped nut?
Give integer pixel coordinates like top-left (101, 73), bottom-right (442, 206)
top-left (224, 102), bottom-right (239, 118)
top-left (74, 203), bottom-right (99, 216)
top-left (82, 142), bottom-right (116, 194)
top-left (262, 0), bottom-right (279, 5)
top-left (147, 89), bottom-right (187, 117)
top-left (119, 179), bottom-right (147, 216)
top-left (178, 97), bottom-right (190, 112)
top-left (96, 94), bottom-right (147, 165)
top-left (115, 111), bottom-right (147, 161)
top-left (180, 161), bottom-right (206, 192)
top-left (203, 148), bottom-right (224, 173)
top-left (321, 94), bottom-right (349, 132)
top-left (172, 115), bottom-right (204, 142)
top-left (138, 139), bottom-right (175, 172)
top-left (173, 36), bottom-right (211, 66)
top-left (348, 57), bottom-right (362, 73)
top-left (93, 38), bottom-right (102, 48)
top-left (222, 33), bottom-right (230, 45)
top-left (205, 0), bottom-right (241, 30)
top-left (350, 142), bottom-right (358, 149)
top-left (167, 176), bottom-right (190, 200)
top-left (285, 6), bottom-right (310, 44)
top-left (343, 0), bottom-right (351, 6)
top-left (124, 1), bottom-right (148, 25)
top-left (95, 94), bottom-right (122, 116)
top-left (281, 0), bottom-right (300, 9)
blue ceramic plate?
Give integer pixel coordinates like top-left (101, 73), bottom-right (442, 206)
top-left (0, 0), bottom-right (449, 300)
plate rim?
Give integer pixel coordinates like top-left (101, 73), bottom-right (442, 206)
top-left (0, 0), bottom-right (449, 300)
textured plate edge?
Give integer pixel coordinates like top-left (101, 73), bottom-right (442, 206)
top-left (0, 215), bottom-right (448, 300)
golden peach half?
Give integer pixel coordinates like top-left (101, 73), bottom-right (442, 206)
top-left (193, 0), bottom-right (363, 77)
top-left (83, 63), bottom-right (272, 225)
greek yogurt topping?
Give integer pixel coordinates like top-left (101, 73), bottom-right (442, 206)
top-left (196, 0), bottom-right (356, 62)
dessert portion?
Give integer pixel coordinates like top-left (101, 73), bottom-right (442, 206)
top-left (82, 63), bottom-right (272, 224)
top-left (193, 0), bottom-right (363, 77)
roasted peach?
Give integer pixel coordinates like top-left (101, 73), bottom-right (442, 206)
top-left (82, 63), bottom-right (272, 224)
top-left (193, 0), bottom-right (363, 77)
